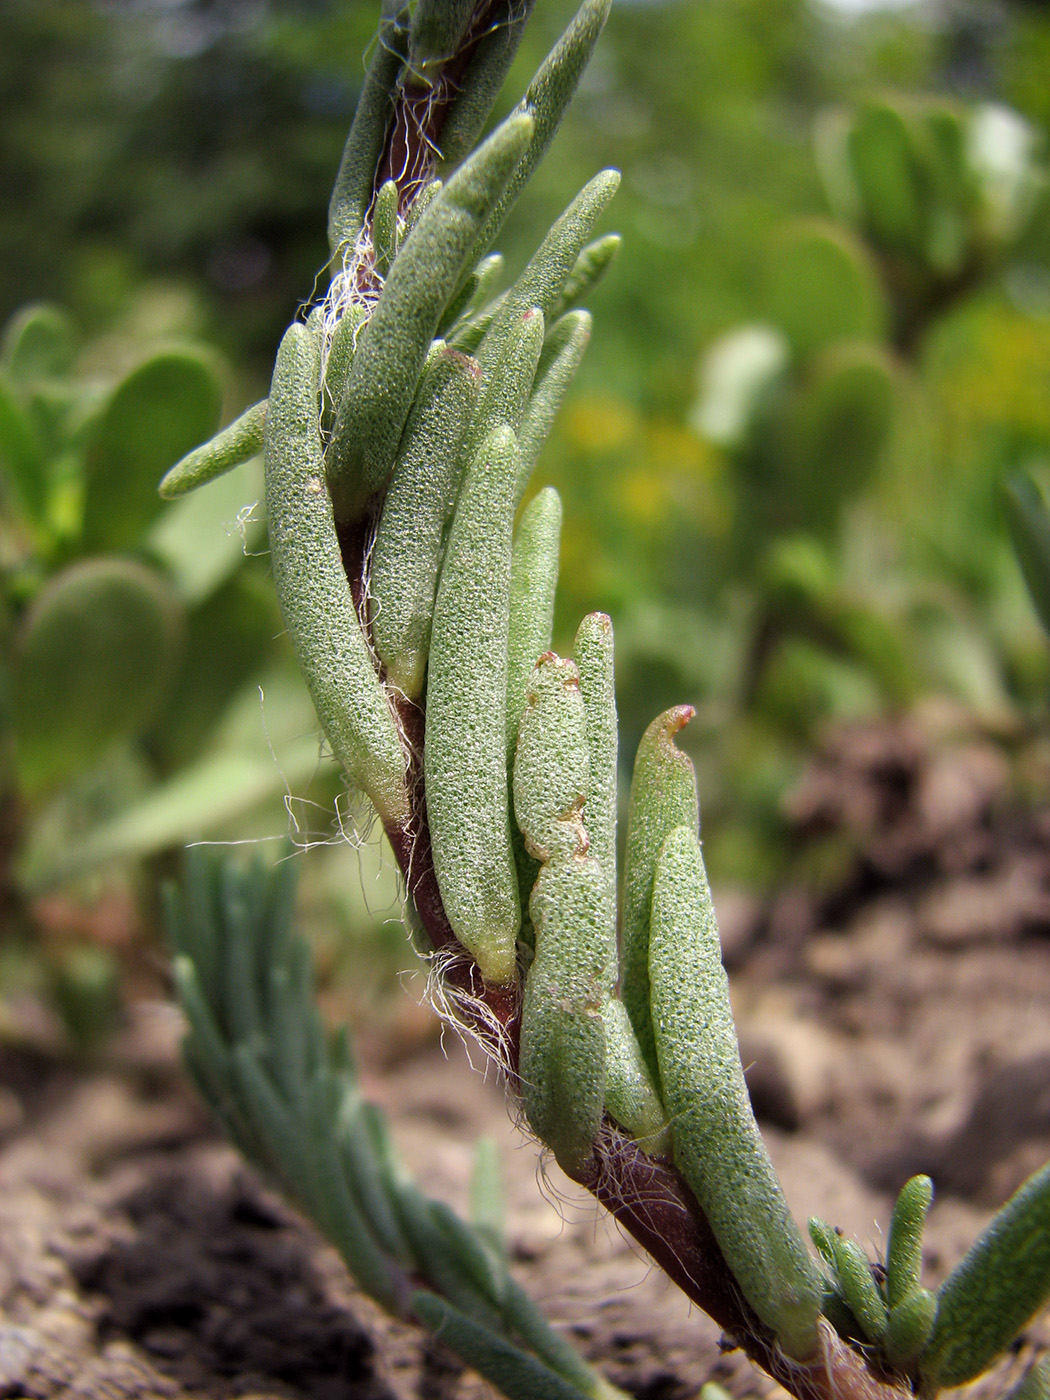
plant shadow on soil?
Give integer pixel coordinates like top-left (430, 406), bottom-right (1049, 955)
top-left (3, 706), bottom-right (1050, 1400)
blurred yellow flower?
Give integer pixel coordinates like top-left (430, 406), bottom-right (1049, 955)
top-left (565, 395), bottom-right (639, 451)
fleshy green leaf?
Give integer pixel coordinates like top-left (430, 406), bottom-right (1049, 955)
top-left (829, 1235), bottom-right (888, 1344)
top-left (424, 423), bottom-right (522, 984)
top-left (1, 303), bottom-right (76, 383)
top-left (158, 399), bottom-right (265, 500)
top-left (82, 349), bottom-right (223, 551)
top-left (265, 318), bottom-right (409, 825)
top-left (485, 171), bottom-right (620, 341)
top-left (372, 178), bottom-right (400, 279)
top-left (884, 1288), bottom-right (937, 1370)
top-left (886, 1174), bottom-right (934, 1309)
top-left (12, 557), bottom-right (183, 796)
top-left (516, 310), bottom-right (591, 497)
top-left (369, 344), bottom-right (481, 698)
top-left (766, 221), bottom-right (886, 357)
top-left (325, 112), bottom-right (533, 526)
top-left (920, 1161), bottom-right (1050, 1392)
top-left (620, 706), bottom-right (698, 1080)
top-left (466, 307), bottom-right (545, 470)
top-left (506, 486), bottom-right (562, 754)
top-left (469, 0), bottom-right (614, 262)
top-left (515, 655), bottom-right (610, 1177)
top-left (434, 3), bottom-right (535, 171)
top-left (601, 997), bottom-right (669, 1153)
top-left (548, 234), bottom-right (621, 322)
top-left (649, 825), bottom-right (822, 1362)
top-left (408, 0), bottom-right (477, 73)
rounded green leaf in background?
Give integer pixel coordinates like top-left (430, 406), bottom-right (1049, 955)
top-left (80, 349), bottom-right (222, 552)
top-left (847, 101), bottom-right (927, 258)
top-left (920, 105), bottom-right (970, 275)
top-left (766, 220), bottom-right (886, 358)
top-left (150, 571), bottom-right (281, 773)
top-left (12, 556), bottom-right (185, 795)
top-left (0, 303), bottom-right (77, 383)
top-left (782, 341), bottom-right (897, 534)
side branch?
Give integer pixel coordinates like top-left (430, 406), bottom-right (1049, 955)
top-left (583, 1132), bottom-right (910, 1400)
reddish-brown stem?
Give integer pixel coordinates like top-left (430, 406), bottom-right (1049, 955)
top-left (376, 0), bottom-right (520, 211)
top-left (382, 690), bottom-right (521, 1038)
top-left (578, 1133), bottom-right (910, 1400)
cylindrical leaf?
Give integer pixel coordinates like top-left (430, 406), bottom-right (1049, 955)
top-left (506, 487), bottom-right (563, 754)
top-left (264, 318), bottom-right (409, 825)
top-left (408, 0), bottom-right (477, 71)
top-left (519, 852), bottom-right (609, 1178)
top-left (830, 1236), bottom-right (888, 1344)
top-left (372, 178), bottom-right (400, 279)
top-left (620, 706), bottom-right (698, 1081)
top-left (920, 1161), bottom-right (1050, 1392)
top-left (602, 998), bottom-right (669, 1154)
top-left (513, 653), bottom-right (589, 864)
top-left (424, 423), bottom-right (522, 984)
top-left (649, 825), bottom-right (822, 1362)
top-left (327, 7), bottom-right (409, 257)
top-left (548, 235), bottom-right (621, 321)
top-left (468, 0), bottom-right (613, 262)
top-left (516, 310), bottom-right (592, 498)
top-left (434, 3), bottom-right (535, 170)
top-left (159, 399), bottom-right (266, 499)
top-left (370, 345), bottom-right (481, 698)
top-left (884, 1288), bottom-right (937, 1370)
top-left (465, 307), bottom-right (545, 469)
top-left (572, 612), bottom-right (617, 914)
top-left (886, 1174), bottom-right (933, 1309)
top-left (326, 112), bottom-right (533, 526)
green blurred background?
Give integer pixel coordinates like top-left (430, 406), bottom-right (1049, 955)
top-left (2, 0), bottom-right (1050, 1044)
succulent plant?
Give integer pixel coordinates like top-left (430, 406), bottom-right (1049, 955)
top-left (164, 4), bottom-right (1050, 1398)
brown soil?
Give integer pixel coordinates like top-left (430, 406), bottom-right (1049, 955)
top-left (3, 705), bottom-right (1050, 1400)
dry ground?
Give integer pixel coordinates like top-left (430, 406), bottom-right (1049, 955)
top-left (3, 705), bottom-right (1050, 1400)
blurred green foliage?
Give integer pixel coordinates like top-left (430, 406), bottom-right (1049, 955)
top-left (0, 298), bottom-right (318, 879)
top-left (677, 83), bottom-right (1050, 880)
top-left (0, 299), bottom-right (338, 1042)
top-left (1004, 466), bottom-right (1050, 642)
top-left (2, 0), bottom-right (1050, 913)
